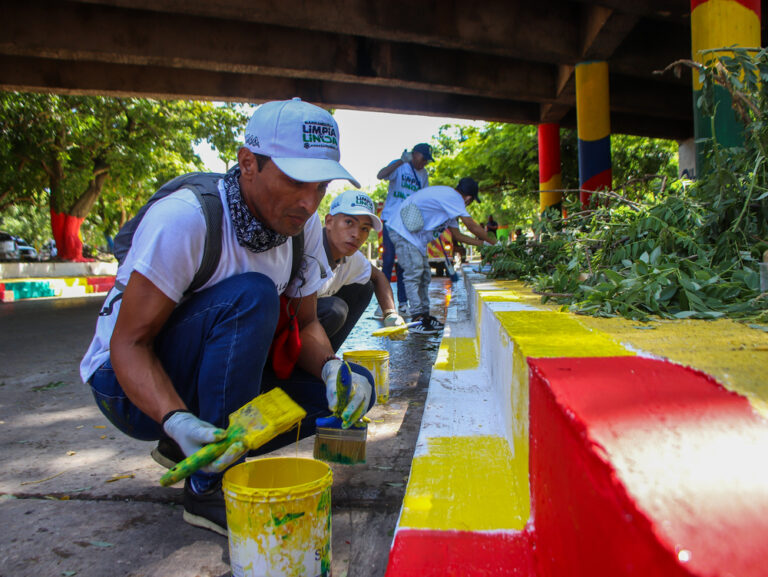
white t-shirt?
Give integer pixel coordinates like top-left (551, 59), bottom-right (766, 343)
top-left (387, 185), bottom-right (470, 253)
top-left (380, 161), bottom-right (429, 222)
top-left (80, 180), bottom-right (330, 383)
top-left (317, 250), bottom-right (371, 298)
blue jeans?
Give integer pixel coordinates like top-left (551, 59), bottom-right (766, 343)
top-left (388, 229), bottom-right (431, 318)
top-left (381, 224), bottom-right (407, 305)
top-left (89, 272), bottom-right (374, 491)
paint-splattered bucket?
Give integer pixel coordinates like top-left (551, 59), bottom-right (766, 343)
top-left (343, 349), bottom-right (390, 403)
top-left (223, 457), bottom-right (332, 577)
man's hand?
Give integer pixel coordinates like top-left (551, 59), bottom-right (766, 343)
top-left (383, 311), bottom-right (407, 341)
top-left (400, 149), bottom-right (412, 164)
top-left (321, 359), bottom-right (374, 428)
top-left (163, 411), bottom-right (227, 459)
top-left (163, 412), bottom-right (246, 473)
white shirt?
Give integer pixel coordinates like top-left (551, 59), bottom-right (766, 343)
top-left (317, 250), bottom-right (371, 297)
top-left (387, 185), bottom-right (469, 253)
top-left (380, 161), bottom-right (429, 222)
top-left (80, 180), bottom-right (330, 383)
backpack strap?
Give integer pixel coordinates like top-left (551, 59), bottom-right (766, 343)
top-left (290, 230), bottom-right (305, 285)
top-left (186, 185), bottom-right (223, 295)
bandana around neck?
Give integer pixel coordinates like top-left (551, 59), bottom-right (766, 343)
top-left (223, 165), bottom-right (289, 253)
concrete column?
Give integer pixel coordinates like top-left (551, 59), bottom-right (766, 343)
top-left (538, 123), bottom-right (562, 214)
top-left (575, 61), bottom-right (611, 209)
top-left (691, 0), bottom-right (761, 174)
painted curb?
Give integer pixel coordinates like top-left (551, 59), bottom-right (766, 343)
top-left (385, 268), bottom-right (768, 576)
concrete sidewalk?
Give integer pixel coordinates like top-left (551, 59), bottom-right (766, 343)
top-left (0, 280), bottom-right (454, 577)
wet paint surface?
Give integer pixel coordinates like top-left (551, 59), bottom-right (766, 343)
top-left (530, 355), bottom-right (768, 577)
top-left (434, 337), bottom-right (478, 371)
top-left (386, 528), bottom-right (534, 577)
top-left (497, 310), bottom-right (633, 358)
top-left (576, 315), bottom-right (768, 417)
top-left (388, 273), bottom-right (768, 576)
top-left (401, 435), bottom-right (529, 531)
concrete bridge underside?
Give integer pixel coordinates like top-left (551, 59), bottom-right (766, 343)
top-left (5, 0), bottom-right (766, 140)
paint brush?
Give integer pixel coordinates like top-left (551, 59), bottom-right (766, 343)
top-left (371, 321), bottom-right (420, 338)
top-left (160, 387), bottom-right (306, 486)
top-left (313, 361), bottom-right (367, 464)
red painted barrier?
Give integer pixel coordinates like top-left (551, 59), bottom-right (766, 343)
top-left (529, 356), bottom-right (767, 577)
top-left (386, 529), bottom-right (534, 577)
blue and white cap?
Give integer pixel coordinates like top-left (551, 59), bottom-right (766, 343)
top-left (244, 97), bottom-right (360, 188)
top-left (329, 190), bottom-right (383, 232)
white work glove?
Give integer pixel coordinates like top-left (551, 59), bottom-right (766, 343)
top-left (400, 149), bottom-right (413, 164)
top-left (321, 359), bottom-right (374, 428)
top-left (383, 311), bottom-right (407, 341)
top-left (163, 411), bottom-right (244, 473)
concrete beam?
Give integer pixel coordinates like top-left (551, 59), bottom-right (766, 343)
top-left (0, 55), bottom-right (541, 124)
top-left (65, 0), bottom-right (582, 62)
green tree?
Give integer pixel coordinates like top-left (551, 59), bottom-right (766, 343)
top-left (0, 92), bottom-right (246, 260)
top-left (428, 122), bottom-right (679, 233)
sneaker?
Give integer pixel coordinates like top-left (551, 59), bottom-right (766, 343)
top-left (409, 316), bottom-right (441, 335)
top-left (372, 305), bottom-right (384, 320)
top-left (398, 302), bottom-right (409, 316)
top-left (427, 315), bottom-right (445, 330)
top-left (151, 436), bottom-right (185, 469)
top-left (183, 479), bottom-right (228, 537)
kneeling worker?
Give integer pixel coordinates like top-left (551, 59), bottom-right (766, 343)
top-left (318, 189), bottom-right (406, 350)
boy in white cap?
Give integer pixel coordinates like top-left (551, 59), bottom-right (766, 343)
top-left (80, 98), bottom-right (376, 536)
top-left (317, 190), bottom-right (406, 350)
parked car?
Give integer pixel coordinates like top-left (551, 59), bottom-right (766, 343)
top-left (0, 231), bottom-right (19, 261)
top-left (13, 237), bottom-right (39, 261)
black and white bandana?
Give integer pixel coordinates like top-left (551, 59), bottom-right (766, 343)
top-left (223, 165), bottom-right (289, 253)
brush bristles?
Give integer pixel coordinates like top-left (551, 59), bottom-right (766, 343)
top-left (314, 426), bottom-right (367, 464)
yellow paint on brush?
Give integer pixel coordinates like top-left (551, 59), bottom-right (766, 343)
top-left (576, 316), bottom-right (768, 417)
top-left (691, 0), bottom-right (761, 89)
top-left (498, 310), bottom-right (633, 359)
top-left (401, 436), bottom-right (529, 531)
top-left (435, 337), bottom-right (479, 371)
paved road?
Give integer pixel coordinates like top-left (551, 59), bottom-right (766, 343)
top-left (0, 280), bottom-right (452, 577)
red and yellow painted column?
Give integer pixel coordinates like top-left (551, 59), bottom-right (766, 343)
top-left (691, 0), bottom-right (761, 173)
top-left (575, 61), bottom-right (612, 209)
top-left (538, 123), bottom-right (562, 214)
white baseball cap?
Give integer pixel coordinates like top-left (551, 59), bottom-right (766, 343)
top-left (243, 97), bottom-right (360, 188)
top-left (329, 189), bottom-right (383, 232)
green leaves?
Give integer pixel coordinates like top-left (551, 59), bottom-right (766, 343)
top-left (0, 93), bottom-right (249, 247)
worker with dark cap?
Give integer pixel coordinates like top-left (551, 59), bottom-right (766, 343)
top-left (385, 178), bottom-right (496, 334)
top-left (375, 142), bottom-right (433, 317)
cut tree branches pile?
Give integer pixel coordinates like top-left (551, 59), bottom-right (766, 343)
top-left (481, 48), bottom-right (768, 325)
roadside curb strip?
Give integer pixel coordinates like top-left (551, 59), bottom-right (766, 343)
top-left (385, 268), bottom-right (768, 577)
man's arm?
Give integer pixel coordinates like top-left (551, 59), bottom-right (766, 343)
top-left (451, 218), bottom-right (498, 247)
top-left (295, 292), bottom-right (336, 378)
top-left (370, 266), bottom-right (396, 313)
top-left (109, 271), bottom-right (183, 423)
top-left (376, 159), bottom-right (403, 180)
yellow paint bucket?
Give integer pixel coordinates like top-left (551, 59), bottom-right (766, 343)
top-left (343, 349), bottom-right (390, 403)
top-left (223, 457), bottom-right (332, 577)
